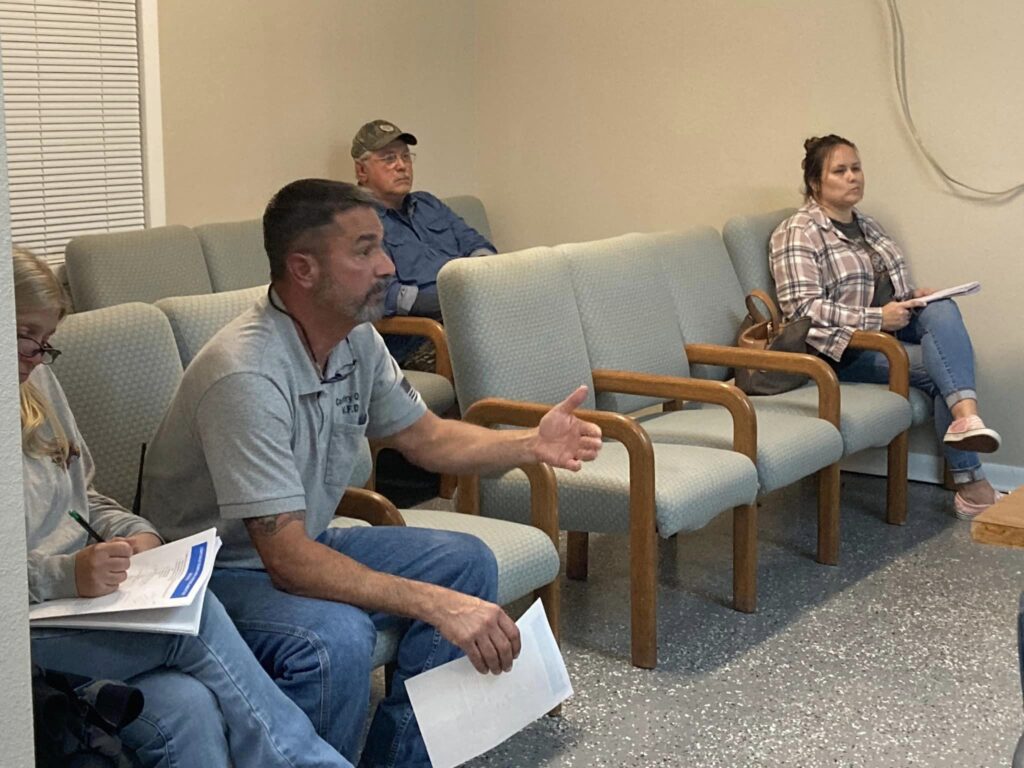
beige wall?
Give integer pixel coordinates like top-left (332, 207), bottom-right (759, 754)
top-left (471, 0), bottom-right (1024, 471)
top-left (158, 0), bottom-right (480, 225)
top-left (158, 0), bottom-right (1024, 470)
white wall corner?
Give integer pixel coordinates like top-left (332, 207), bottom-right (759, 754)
top-left (139, 0), bottom-right (166, 227)
top-left (0, 40), bottom-right (38, 764)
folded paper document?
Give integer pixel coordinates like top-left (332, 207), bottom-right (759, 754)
top-left (917, 281), bottom-right (980, 304)
top-left (406, 599), bottom-right (573, 768)
top-left (30, 528), bottom-right (220, 635)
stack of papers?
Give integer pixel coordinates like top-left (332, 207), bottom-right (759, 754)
top-left (406, 599), bottom-right (573, 768)
top-left (30, 528), bottom-right (221, 635)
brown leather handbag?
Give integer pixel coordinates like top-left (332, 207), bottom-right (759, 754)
top-left (734, 289), bottom-right (813, 396)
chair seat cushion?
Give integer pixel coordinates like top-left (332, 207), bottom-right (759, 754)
top-left (405, 370), bottom-right (455, 414)
top-left (639, 407), bottom-right (844, 494)
top-left (371, 628), bottom-right (401, 668)
top-left (479, 442), bottom-right (758, 539)
top-left (399, 509), bottom-right (559, 605)
top-left (345, 509), bottom-right (559, 668)
top-left (753, 382), bottom-right (913, 456)
top-left (907, 386), bottom-right (931, 426)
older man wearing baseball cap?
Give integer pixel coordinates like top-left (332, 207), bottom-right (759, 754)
top-left (352, 119), bottom-right (495, 365)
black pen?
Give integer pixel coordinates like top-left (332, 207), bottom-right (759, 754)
top-left (68, 510), bottom-right (106, 543)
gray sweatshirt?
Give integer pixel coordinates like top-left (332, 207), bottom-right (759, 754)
top-left (24, 365), bottom-right (160, 603)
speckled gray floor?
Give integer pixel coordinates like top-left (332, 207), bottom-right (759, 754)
top-left (401, 473), bottom-right (1024, 767)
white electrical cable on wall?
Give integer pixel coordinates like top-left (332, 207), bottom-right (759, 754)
top-left (888, 0), bottom-right (1024, 200)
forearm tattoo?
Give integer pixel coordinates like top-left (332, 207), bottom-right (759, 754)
top-left (244, 510), bottom-right (306, 538)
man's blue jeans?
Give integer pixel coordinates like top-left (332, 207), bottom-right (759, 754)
top-left (208, 525), bottom-right (499, 768)
top-left (31, 592), bottom-right (349, 768)
top-left (827, 299), bottom-right (983, 483)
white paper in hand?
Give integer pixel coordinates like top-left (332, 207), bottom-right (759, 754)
top-left (917, 281), bottom-right (980, 304)
top-left (406, 599), bottom-right (572, 768)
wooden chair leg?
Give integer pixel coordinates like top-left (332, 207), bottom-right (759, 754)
top-left (817, 463), bottom-right (841, 566)
top-left (886, 431), bottom-right (909, 525)
top-left (733, 503), bottom-right (757, 613)
top-left (566, 531), bottom-right (589, 580)
top-left (630, 525), bottom-right (658, 670)
top-left (438, 473), bottom-right (458, 499)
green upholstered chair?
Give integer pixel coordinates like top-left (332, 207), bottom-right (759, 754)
top-left (557, 231), bottom-right (845, 570)
top-left (194, 219), bottom-right (266, 293)
top-left (442, 195), bottom-right (493, 243)
top-left (64, 226), bottom-right (213, 311)
top-left (722, 209), bottom-right (921, 523)
top-left (439, 245), bottom-right (760, 669)
top-left (51, 303), bottom-right (184, 508)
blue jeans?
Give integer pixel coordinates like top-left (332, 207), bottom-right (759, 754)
top-left (31, 592), bottom-right (350, 768)
top-left (828, 299), bottom-right (983, 483)
top-left (121, 670), bottom-right (229, 767)
top-left (208, 525), bottom-right (499, 768)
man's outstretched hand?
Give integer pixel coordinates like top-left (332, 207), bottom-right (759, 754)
top-left (533, 385), bottom-right (602, 471)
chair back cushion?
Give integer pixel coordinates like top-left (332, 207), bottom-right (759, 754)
top-left (50, 303), bottom-right (183, 507)
top-left (721, 208), bottom-right (796, 299)
top-left (442, 195), bottom-right (492, 243)
top-left (195, 219), bottom-right (268, 292)
top-left (561, 233), bottom-right (690, 413)
top-left (657, 227), bottom-right (748, 381)
top-left (65, 226), bottom-right (212, 310)
top-left (438, 246), bottom-right (595, 410)
top-left (155, 285), bottom-right (265, 366)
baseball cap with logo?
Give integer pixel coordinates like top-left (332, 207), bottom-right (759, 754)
top-left (351, 120), bottom-right (418, 159)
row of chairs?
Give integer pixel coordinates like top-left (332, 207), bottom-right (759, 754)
top-left (438, 212), bottom-right (926, 669)
top-left (56, 202), bottom-right (932, 669)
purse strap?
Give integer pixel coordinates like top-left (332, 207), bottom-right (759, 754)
top-left (744, 289), bottom-right (783, 330)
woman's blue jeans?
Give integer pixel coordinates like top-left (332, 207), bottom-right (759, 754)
top-left (31, 592), bottom-right (350, 768)
top-left (828, 299), bottom-right (983, 484)
top-left (208, 524), bottom-right (499, 768)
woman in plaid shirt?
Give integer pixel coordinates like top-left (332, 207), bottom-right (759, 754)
top-left (770, 134), bottom-right (1002, 519)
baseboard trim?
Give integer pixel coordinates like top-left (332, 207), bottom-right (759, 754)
top-left (841, 449), bottom-right (1024, 492)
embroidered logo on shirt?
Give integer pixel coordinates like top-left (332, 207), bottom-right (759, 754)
top-left (336, 392), bottom-right (362, 416)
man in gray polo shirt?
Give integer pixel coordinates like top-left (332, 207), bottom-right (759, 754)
top-left (142, 179), bottom-right (602, 768)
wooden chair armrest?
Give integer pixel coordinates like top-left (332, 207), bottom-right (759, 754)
top-left (374, 316), bottom-right (452, 381)
top-left (591, 369), bottom-right (757, 463)
top-left (847, 330), bottom-right (909, 397)
top-left (457, 397), bottom-right (657, 540)
top-left (684, 343), bottom-right (840, 427)
top-left (334, 487), bottom-right (406, 526)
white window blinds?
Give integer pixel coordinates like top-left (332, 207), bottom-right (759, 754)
top-left (0, 0), bottom-right (145, 263)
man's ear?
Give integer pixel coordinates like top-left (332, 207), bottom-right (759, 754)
top-left (354, 160), bottom-right (368, 185)
top-left (284, 250), bottom-right (320, 290)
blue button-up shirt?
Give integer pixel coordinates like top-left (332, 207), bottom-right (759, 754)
top-left (378, 191), bottom-right (495, 360)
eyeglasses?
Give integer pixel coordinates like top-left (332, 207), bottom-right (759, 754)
top-left (321, 355), bottom-right (357, 384)
top-left (370, 151), bottom-right (416, 169)
top-left (17, 334), bottom-right (61, 365)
